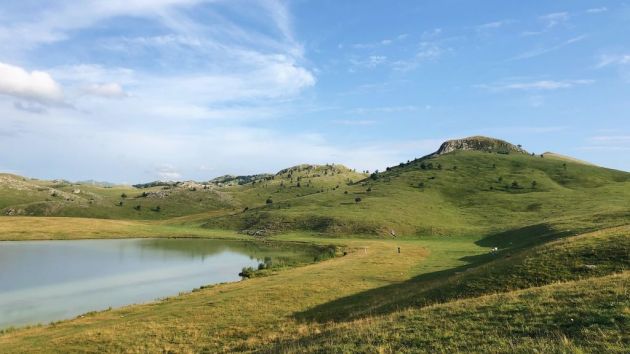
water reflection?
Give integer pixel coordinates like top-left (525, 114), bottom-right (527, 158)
top-left (0, 238), bottom-right (319, 329)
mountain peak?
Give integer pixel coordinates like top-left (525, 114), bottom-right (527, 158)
top-left (433, 136), bottom-right (527, 156)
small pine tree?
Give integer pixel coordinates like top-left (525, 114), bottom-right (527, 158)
top-left (531, 180), bottom-right (537, 189)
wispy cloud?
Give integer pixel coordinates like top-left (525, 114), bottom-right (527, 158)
top-left (332, 119), bottom-right (377, 126)
top-left (597, 54), bottom-right (630, 68)
top-left (348, 105), bottom-right (418, 114)
top-left (586, 7), bottom-right (608, 14)
top-left (351, 34), bottom-right (408, 49)
top-left (83, 83), bottom-right (128, 99)
top-left (475, 20), bottom-right (513, 31)
top-left (393, 42), bottom-right (445, 71)
top-left (539, 12), bottom-right (570, 29)
top-left (521, 11), bottom-right (571, 36)
top-left (512, 35), bottom-right (587, 60)
top-left (350, 55), bottom-right (388, 69)
top-left (476, 79), bottom-right (594, 91)
top-left (578, 135), bottom-right (630, 153)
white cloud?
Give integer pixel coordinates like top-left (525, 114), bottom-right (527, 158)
top-left (393, 42), bottom-right (444, 71)
top-left (84, 83), bottom-right (128, 98)
top-left (0, 62), bottom-right (64, 103)
top-left (597, 54), bottom-right (630, 68)
top-left (154, 164), bottom-right (182, 181)
top-left (589, 135), bottom-right (630, 143)
top-left (477, 79), bottom-right (594, 91)
top-left (539, 12), bottom-right (570, 28)
top-left (476, 20), bottom-right (512, 31)
top-left (332, 119), bottom-right (376, 126)
top-left (512, 35), bottom-right (587, 60)
top-left (348, 106), bottom-right (418, 114)
top-left (586, 7), bottom-right (608, 14)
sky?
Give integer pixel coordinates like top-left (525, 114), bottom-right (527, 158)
top-left (0, 0), bottom-right (628, 183)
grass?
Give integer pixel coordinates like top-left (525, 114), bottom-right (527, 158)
top-left (0, 225), bottom-right (627, 353)
top-left (263, 272), bottom-right (629, 353)
top-left (0, 142), bottom-right (628, 352)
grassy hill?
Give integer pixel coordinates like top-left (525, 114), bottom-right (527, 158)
top-left (0, 136), bottom-right (628, 353)
top-left (203, 147), bottom-right (630, 238)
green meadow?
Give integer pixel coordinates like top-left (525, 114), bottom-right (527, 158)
top-left (0, 138), bottom-right (628, 353)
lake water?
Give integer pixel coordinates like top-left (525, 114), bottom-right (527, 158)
top-left (0, 238), bottom-right (318, 329)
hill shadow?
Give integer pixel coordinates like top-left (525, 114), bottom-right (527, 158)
top-left (294, 223), bottom-right (571, 324)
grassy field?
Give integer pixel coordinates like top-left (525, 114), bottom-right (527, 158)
top-left (0, 220), bottom-right (627, 352)
top-left (0, 138), bottom-right (628, 352)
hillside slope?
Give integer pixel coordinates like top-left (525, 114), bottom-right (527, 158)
top-left (203, 141), bottom-right (630, 237)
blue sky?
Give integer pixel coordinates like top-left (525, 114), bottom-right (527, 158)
top-left (0, 0), bottom-right (628, 183)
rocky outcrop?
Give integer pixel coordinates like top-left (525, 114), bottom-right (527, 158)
top-left (432, 136), bottom-right (528, 156)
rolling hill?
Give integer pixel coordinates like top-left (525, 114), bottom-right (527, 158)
top-left (0, 136), bottom-right (628, 353)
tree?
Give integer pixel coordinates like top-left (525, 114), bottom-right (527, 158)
top-left (531, 180), bottom-right (537, 189)
top-left (437, 163), bottom-right (442, 170)
top-left (354, 197), bottom-right (362, 203)
top-left (366, 187), bottom-right (372, 192)
top-left (133, 205), bottom-right (141, 211)
top-left (420, 162), bottom-right (427, 170)
top-left (511, 181), bottom-right (519, 189)
top-left (121, 193), bottom-right (127, 198)
top-left (266, 197), bottom-right (273, 204)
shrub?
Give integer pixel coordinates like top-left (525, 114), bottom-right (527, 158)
top-left (354, 197), bottom-right (362, 203)
top-left (151, 206), bottom-right (161, 212)
top-left (266, 198), bottom-right (273, 204)
top-left (239, 267), bottom-right (256, 278)
top-left (133, 205), bottom-right (141, 211)
top-left (511, 181), bottom-right (519, 188)
top-left (121, 193), bottom-right (127, 198)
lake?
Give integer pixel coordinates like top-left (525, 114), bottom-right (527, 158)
top-left (0, 238), bottom-right (322, 329)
